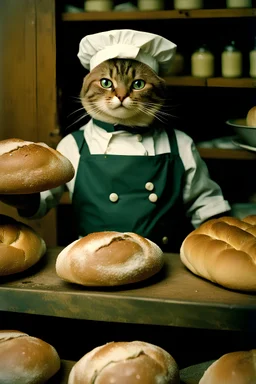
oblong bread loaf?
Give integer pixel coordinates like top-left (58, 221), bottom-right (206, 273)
top-left (68, 341), bottom-right (180, 384)
top-left (180, 215), bottom-right (256, 291)
top-left (0, 138), bottom-right (74, 194)
top-left (199, 349), bottom-right (256, 384)
top-left (0, 330), bottom-right (61, 384)
top-left (0, 214), bottom-right (46, 276)
top-left (56, 231), bottom-right (164, 286)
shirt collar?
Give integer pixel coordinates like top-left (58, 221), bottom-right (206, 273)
top-left (92, 118), bottom-right (154, 134)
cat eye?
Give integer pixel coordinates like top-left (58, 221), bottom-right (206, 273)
top-left (100, 78), bottom-right (113, 88)
top-left (132, 80), bottom-right (145, 90)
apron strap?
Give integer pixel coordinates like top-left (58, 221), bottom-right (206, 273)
top-left (165, 128), bottom-right (179, 156)
top-left (72, 129), bottom-right (90, 154)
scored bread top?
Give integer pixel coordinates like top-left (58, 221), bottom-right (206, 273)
top-left (0, 138), bottom-right (75, 193)
top-left (0, 214), bottom-right (46, 276)
top-left (0, 330), bottom-right (28, 342)
top-left (0, 138), bottom-right (34, 156)
top-left (68, 341), bottom-right (180, 384)
top-left (56, 231), bottom-right (164, 286)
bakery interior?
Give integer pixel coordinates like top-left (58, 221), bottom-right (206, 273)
top-left (1, 0), bottom-right (256, 382)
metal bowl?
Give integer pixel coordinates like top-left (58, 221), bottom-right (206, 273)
top-left (226, 119), bottom-right (256, 148)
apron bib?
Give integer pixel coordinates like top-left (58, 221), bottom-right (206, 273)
top-left (72, 127), bottom-right (190, 251)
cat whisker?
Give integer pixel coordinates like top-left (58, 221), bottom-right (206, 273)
top-left (136, 105), bottom-right (167, 123)
top-left (66, 113), bottom-right (88, 130)
top-left (68, 96), bottom-right (84, 104)
top-left (67, 107), bottom-right (87, 117)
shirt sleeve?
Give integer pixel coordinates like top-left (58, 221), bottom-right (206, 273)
top-left (175, 129), bottom-right (231, 228)
top-left (27, 134), bottom-right (80, 219)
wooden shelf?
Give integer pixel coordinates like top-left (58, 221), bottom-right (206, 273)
top-left (197, 147), bottom-right (256, 159)
top-left (165, 76), bottom-right (256, 88)
top-left (207, 77), bottom-right (256, 88)
top-left (1, 248), bottom-right (256, 331)
top-left (62, 8), bottom-right (256, 21)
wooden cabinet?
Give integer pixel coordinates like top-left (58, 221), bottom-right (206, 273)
top-left (55, 4), bottom-right (256, 242)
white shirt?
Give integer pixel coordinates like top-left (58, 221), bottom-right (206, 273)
top-left (36, 119), bottom-right (230, 228)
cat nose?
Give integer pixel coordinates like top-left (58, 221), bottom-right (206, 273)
top-left (117, 94), bottom-right (127, 102)
top-left (115, 87), bottom-right (127, 102)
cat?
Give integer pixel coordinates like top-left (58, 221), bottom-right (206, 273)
top-left (79, 58), bottom-right (168, 127)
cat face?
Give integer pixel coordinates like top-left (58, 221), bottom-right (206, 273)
top-left (80, 59), bottom-right (167, 127)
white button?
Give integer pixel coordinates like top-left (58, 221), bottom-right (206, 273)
top-left (136, 134), bottom-right (142, 142)
top-left (109, 193), bottom-right (119, 202)
top-left (162, 236), bottom-right (169, 245)
top-left (145, 182), bottom-right (154, 191)
top-left (148, 193), bottom-right (158, 203)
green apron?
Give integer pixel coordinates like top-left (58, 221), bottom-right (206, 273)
top-left (71, 124), bottom-right (191, 252)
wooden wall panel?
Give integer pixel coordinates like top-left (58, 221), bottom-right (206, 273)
top-left (0, 0), bottom-right (37, 140)
top-left (0, 0), bottom-right (57, 246)
top-left (0, 0), bottom-right (57, 143)
top-left (36, 0), bottom-right (57, 144)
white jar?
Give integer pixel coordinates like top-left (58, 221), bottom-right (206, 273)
top-left (226, 0), bottom-right (252, 8)
top-left (221, 41), bottom-right (242, 78)
top-left (84, 0), bottom-right (113, 12)
top-left (138, 0), bottom-right (164, 10)
top-left (191, 45), bottom-right (214, 78)
top-left (174, 0), bottom-right (203, 10)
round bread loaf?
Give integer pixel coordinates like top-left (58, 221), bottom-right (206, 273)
top-left (0, 214), bottom-right (46, 276)
top-left (56, 231), bottom-right (164, 286)
top-left (199, 349), bottom-right (256, 384)
top-left (246, 106), bottom-right (256, 127)
top-left (68, 341), bottom-right (180, 384)
top-left (0, 138), bottom-right (75, 194)
top-left (0, 330), bottom-right (61, 384)
top-left (180, 215), bottom-right (256, 291)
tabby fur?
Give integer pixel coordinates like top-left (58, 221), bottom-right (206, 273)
top-left (80, 59), bottom-right (167, 127)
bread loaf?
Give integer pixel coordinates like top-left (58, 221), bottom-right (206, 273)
top-left (56, 231), bottom-right (164, 286)
top-left (0, 214), bottom-right (46, 276)
top-left (180, 215), bottom-right (256, 291)
top-left (68, 341), bottom-right (180, 384)
top-left (199, 349), bottom-right (256, 384)
top-left (0, 138), bottom-right (74, 194)
top-left (0, 330), bottom-right (61, 384)
top-left (246, 106), bottom-right (256, 127)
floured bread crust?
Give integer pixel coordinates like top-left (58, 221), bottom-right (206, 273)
top-left (0, 138), bottom-right (75, 194)
top-left (0, 214), bottom-right (46, 276)
top-left (56, 231), bottom-right (164, 286)
top-left (68, 341), bottom-right (180, 384)
top-left (199, 349), bottom-right (256, 384)
top-left (180, 215), bottom-right (256, 291)
top-left (0, 330), bottom-right (61, 384)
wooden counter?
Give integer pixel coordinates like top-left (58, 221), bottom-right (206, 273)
top-left (0, 247), bottom-right (256, 331)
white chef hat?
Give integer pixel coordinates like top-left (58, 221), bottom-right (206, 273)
top-left (77, 29), bottom-right (177, 75)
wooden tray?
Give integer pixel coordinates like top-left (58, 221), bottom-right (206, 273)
top-left (180, 360), bottom-right (215, 384)
top-left (1, 248), bottom-right (256, 331)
